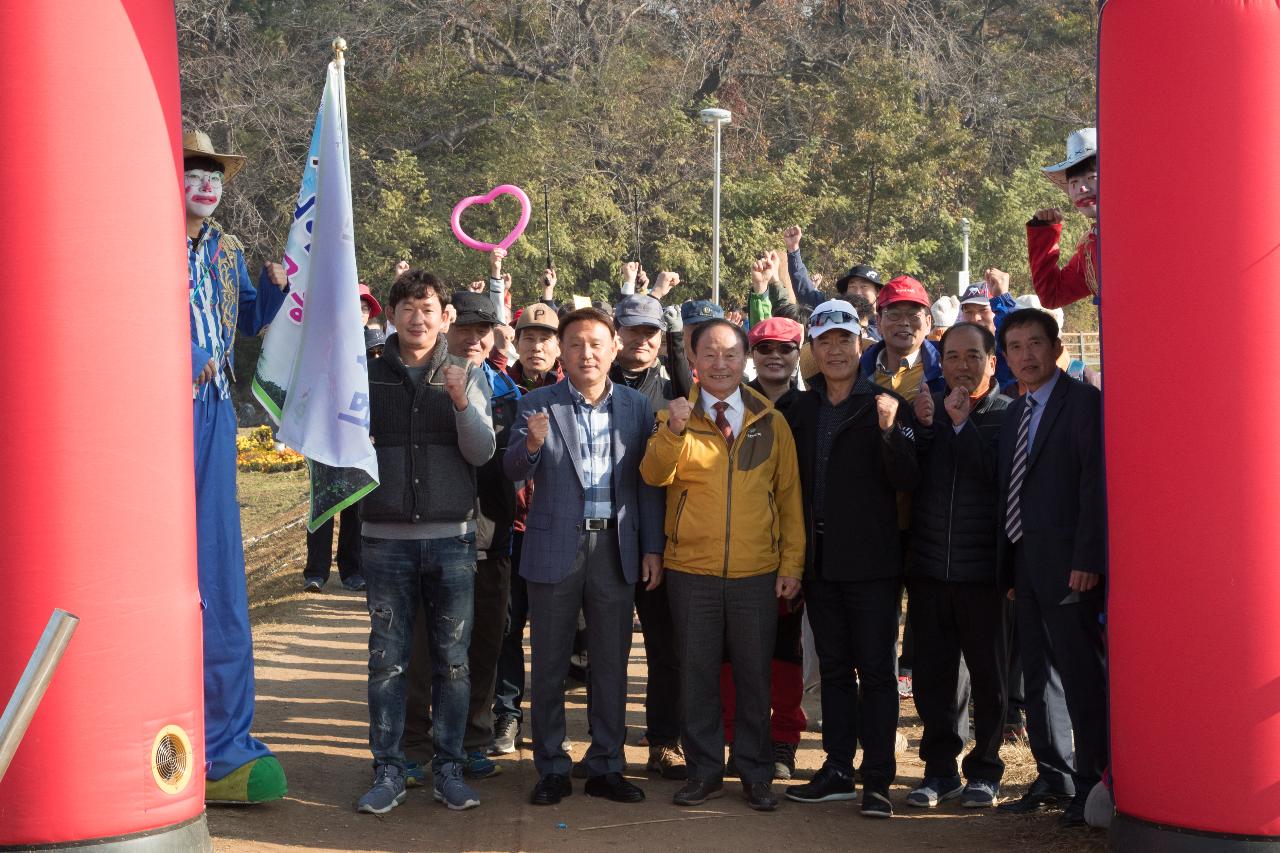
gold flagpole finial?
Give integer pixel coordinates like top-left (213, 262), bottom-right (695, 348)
top-left (332, 37), bottom-right (347, 67)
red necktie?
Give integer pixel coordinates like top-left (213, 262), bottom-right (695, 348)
top-left (713, 400), bottom-right (734, 446)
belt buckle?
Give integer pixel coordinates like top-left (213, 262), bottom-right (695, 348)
top-left (585, 518), bottom-right (606, 531)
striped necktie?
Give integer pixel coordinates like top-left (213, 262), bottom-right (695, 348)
top-left (712, 401), bottom-right (734, 446)
top-left (1004, 397), bottom-right (1036, 543)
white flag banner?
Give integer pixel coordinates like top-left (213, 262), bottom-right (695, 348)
top-left (252, 58), bottom-right (377, 531)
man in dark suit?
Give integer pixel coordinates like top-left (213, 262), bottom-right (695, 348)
top-left (504, 307), bottom-right (667, 806)
top-left (994, 308), bottom-right (1107, 828)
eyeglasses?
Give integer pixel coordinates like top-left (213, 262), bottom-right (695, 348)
top-left (809, 310), bottom-right (858, 328)
top-left (881, 309), bottom-right (925, 326)
top-left (184, 170), bottom-right (224, 187)
top-left (752, 342), bottom-right (799, 356)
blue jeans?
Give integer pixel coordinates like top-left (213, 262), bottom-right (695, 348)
top-left (363, 533), bottom-right (476, 774)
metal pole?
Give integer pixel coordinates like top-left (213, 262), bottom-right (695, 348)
top-left (959, 217), bottom-right (972, 294)
top-left (711, 120), bottom-right (722, 306)
top-left (0, 609), bottom-right (79, 781)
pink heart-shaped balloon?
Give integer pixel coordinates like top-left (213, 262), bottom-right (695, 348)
top-left (450, 184), bottom-right (532, 253)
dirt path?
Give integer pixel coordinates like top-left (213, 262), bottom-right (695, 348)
top-left (206, 586), bottom-right (1104, 853)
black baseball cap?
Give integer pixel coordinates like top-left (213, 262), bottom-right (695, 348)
top-left (451, 291), bottom-right (500, 326)
top-left (835, 264), bottom-right (883, 294)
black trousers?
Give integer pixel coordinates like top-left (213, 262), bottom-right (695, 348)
top-left (908, 578), bottom-right (1007, 784)
top-left (303, 503), bottom-right (362, 582)
top-left (1015, 548), bottom-right (1109, 795)
top-left (805, 575), bottom-right (900, 789)
top-left (492, 534), bottom-right (529, 722)
top-left (635, 578), bottom-right (681, 747)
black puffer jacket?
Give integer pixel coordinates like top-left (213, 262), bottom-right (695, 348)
top-left (908, 389), bottom-right (1011, 583)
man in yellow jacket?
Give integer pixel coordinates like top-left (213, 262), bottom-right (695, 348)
top-left (641, 317), bottom-right (805, 813)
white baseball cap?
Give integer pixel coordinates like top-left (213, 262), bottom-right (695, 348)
top-left (1013, 294), bottom-right (1066, 333)
top-left (809, 299), bottom-right (861, 339)
top-left (931, 295), bottom-right (960, 327)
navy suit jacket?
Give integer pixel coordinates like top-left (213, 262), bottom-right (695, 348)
top-left (996, 371), bottom-right (1107, 601)
top-left (504, 380), bottom-right (666, 584)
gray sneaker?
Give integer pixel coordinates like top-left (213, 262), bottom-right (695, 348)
top-left (357, 764), bottom-right (406, 814)
top-left (961, 779), bottom-right (999, 808)
top-left (489, 716), bottom-right (518, 755)
top-left (434, 764), bottom-right (481, 811)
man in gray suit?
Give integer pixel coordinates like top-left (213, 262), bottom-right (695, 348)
top-left (504, 306), bottom-right (667, 806)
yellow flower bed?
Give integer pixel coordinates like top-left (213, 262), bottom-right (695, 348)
top-left (237, 425), bottom-right (306, 473)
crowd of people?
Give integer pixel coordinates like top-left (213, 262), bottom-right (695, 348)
top-left (187, 126), bottom-right (1108, 829)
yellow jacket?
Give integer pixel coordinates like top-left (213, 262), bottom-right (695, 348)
top-left (640, 384), bottom-right (806, 580)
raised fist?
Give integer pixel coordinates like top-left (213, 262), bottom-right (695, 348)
top-left (983, 267), bottom-right (1011, 296)
top-left (489, 247), bottom-right (506, 277)
top-left (636, 267), bottom-right (649, 291)
top-left (394, 260), bottom-right (411, 277)
top-left (526, 411), bottom-right (551, 453)
top-left (1034, 207), bottom-right (1064, 224)
top-left (749, 257), bottom-right (774, 293)
top-left (652, 271), bottom-right (679, 299)
top-left (944, 386), bottom-right (971, 427)
top-left (622, 260), bottom-right (640, 283)
top-left (876, 393), bottom-right (899, 432)
top-left (783, 225), bottom-right (802, 252)
top-left (266, 261), bottom-right (288, 290)
top-left (667, 397), bottom-right (693, 435)
top-left (913, 389), bottom-right (934, 427)
top-left (467, 280), bottom-right (487, 293)
top-left (443, 364), bottom-right (468, 409)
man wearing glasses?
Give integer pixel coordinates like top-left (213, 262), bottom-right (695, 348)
top-left (783, 300), bottom-right (919, 818)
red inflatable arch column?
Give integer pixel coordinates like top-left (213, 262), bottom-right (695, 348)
top-left (1101, 1), bottom-right (1280, 850)
top-left (0, 2), bottom-right (210, 850)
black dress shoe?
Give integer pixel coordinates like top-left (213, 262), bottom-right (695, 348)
top-left (530, 773), bottom-right (572, 805)
top-left (1059, 795), bottom-right (1088, 827)
top-left (674, 778), bottom-right (725, 806)
top-left (996, 778), bottom-right (1072, 814)
top-left (584, 772), bottom-right (645, 803)
top-left (743, 781), bottom-right (778, 812)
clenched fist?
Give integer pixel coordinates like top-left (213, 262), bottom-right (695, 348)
top-left (266, 261), bottom-right (288, 290)
top-left (622, 260), bottom-right (640, 283)
top-left (667, 397), bottom-right (693, 435)
top-left (652, 271), bottom-right (679, 299)
top-left (526, 411), bottom-right (551, 453)
top-left (983, 267), bottom-right (1010, 297)
top-left (489, 247), bottom-right (506, 277)
top-left (876, 393), bottom-right (899, 432)
top-left (913, 389), bottom-right (934, 427)
top-left (1034, 208), bottom-right (1064, 224)
top-left (944, 386), bottom-right (971, 427)
top-left (783, 225), bottom-right (802, 252)
top-left (443, 364), bottom-right (468, 410)
top-left (394, 260), bottom-right (411, 277)
top-left (749, 257), bottom-right (774, 294)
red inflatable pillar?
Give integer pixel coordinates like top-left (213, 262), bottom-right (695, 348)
top-left (0, 2), bottom-right (210, 850)
top-left (1101, 2), bottom-right (1280, 850)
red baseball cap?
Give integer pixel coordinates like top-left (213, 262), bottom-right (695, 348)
top-left (748, 317), bottom-right (803, 348)
top-left (876, 275), bottom-right (930, 310)
top-left (358, 283), bottom-right (383, 318)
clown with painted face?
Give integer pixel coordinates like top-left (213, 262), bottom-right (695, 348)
top-left (184, 129), bottom-right (289, 804)
top-left (1026, 128), bottom-right (1101, 312)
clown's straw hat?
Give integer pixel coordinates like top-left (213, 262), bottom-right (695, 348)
top-left (182, 130), bottom-right (247, 182)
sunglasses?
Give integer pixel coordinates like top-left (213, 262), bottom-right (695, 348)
top-left (809, 310), bottom-right (858, 328)
top-left (752, 341), bottom-right (799, 356)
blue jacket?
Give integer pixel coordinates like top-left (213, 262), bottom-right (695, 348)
top-left (188, 219), bottom-right (285, 389)
top-left (786, 249), bottom-right (827, 309)
top-left (859, 339), bottom-right (947, 396)
top-left (504, 381), bottom-right (666, 584)
top-left (990, 293), bottom-right (1017, 387)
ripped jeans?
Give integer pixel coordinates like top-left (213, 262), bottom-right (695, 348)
top-left (363, 533), bottom-right (476, 774)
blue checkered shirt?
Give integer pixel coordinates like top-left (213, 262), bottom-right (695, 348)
top-left (568, 380), bottom-right (615, 519)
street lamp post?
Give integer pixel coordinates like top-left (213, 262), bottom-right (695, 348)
top-left (699, 108), bottom-right (732, 306)
top-left (959, 217), bottom-right (972, 294)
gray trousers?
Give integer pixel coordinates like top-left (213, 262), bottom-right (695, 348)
top-left (668, 570), bottom-right (777, 784)
top-left (527, 529), bottom-right (633, 778)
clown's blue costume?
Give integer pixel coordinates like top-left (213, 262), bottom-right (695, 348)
top-left (188, 214), bottom-right (288, 803)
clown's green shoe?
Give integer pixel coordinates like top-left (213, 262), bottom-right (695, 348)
top-left (205, 756), bottom-right (287, 804)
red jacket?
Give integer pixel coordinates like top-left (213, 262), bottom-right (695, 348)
top-left (1027, 219), bottom-right (1099, 309)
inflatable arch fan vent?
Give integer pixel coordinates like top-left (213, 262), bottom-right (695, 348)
top-left (151, 725), bottom-right (194, 795)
